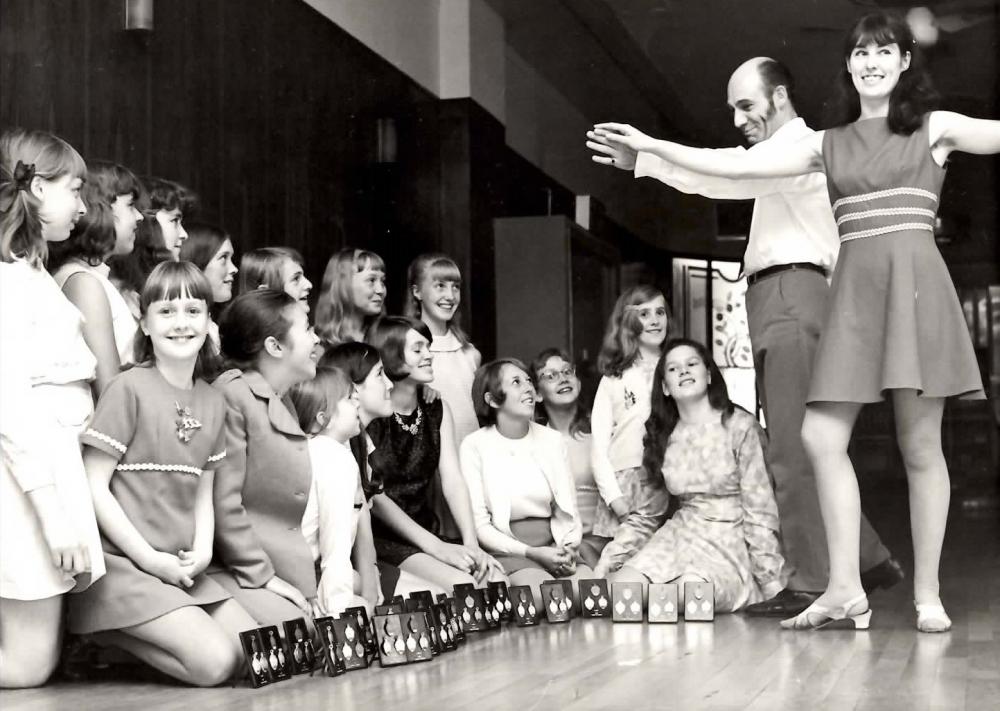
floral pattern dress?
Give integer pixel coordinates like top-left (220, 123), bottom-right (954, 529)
top-left (600, 408), bottom-right (785, 612)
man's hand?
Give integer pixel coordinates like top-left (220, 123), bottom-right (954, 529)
top-left (586, 129), bottom-right (637, 171)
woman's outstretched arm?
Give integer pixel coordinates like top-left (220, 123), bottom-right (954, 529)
top-left (590, 123), bottom-right (824, 179)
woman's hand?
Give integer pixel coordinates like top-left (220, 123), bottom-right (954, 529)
top-left (177, 548), bottom-right (210, 578)
top-left (592, 123), bottom-right (656, 155)
top-left (264, 575), bottom-right (311, 614)
top-left (309, 597), bottom-right (325, 620)
top-left (141, 551), bottom-right (195, 588)
top-left (527, 546), bottom-right (574, 577)
top-left (467, 546), bottom-right (505, 583)
top-left (429, 541), bottom-right (479, 574)
top-left (420, 385), bottom-right (441, 404)
top-left (29, 486), bottom-right (91, 576)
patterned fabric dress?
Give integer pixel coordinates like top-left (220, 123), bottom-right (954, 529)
top-left (602, 409), bottom-right (785, 612)
top-left (367, 399), bottom-right (444, 565)
top-left (69, 365), bottom-right (230, 633)
top-left (809, 116), bottom-right (984, 403)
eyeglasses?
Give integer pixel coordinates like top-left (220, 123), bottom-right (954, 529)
top-left (538, 366), bottom-right (576, 383)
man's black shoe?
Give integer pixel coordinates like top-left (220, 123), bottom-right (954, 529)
top-left (743, 589), bottom-right (820, 617)
top-left (861, 556), bottom-right (905, 594)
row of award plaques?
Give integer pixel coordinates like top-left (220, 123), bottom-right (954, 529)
top-left (239, 578), bottom-right (715, 687)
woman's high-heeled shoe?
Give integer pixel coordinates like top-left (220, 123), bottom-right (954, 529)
top-left (915, 603), bottom-right (952, 633)
top-left (780, 593), bottom-right (871, 630)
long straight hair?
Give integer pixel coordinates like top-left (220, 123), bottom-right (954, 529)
top-left (314, 248), bottom-right (386, 346)
top-left (642, 338), bottom-right (733, 480)
top-left (404, 252), bottom-right (471, 347)
top-left (597, 284), bottom-right (671, 377)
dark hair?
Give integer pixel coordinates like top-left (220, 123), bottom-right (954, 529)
top-left (472, 357), bottom-right (530, 427)
top-left (237, 246), bottom-right (304, 295)
top-left (179, 223), bottom-right (230, 272)
top-left (366, 315), bottom-right (433, 382)
top-left (217, 289), bottom-right (296, 371)
top-left (287, 365), bottom-right (354, 435)
top-left (757, 59), bottom-right (796, 110)
top-left (48, 161), bottom-right (143, 273)
top-left (529, 347), bottom-right (591, 437)
top-left (642, 338), bottom-right (734, 480)
top-left (132, 261), bottom-right (219, 379)
top-left (319, 340), bottom-right (381, 385)
top-left (827, 12), bottom-right (939, 134)
top-left (1, 128), bottom-right (87, 267)
top-left (108, 176), bottom-right (198, 295)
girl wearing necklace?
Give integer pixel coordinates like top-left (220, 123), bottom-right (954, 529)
top-left (365, 316), bottom-right (505, 594)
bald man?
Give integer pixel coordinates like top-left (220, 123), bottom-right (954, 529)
top-left (588, 58), bottom-right (903, 616)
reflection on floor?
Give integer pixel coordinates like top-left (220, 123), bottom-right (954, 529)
top-left (3, 482), bottom-right (998, 711)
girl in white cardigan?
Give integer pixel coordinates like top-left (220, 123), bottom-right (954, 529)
top-left (460, 358), bottom-right (592, 600)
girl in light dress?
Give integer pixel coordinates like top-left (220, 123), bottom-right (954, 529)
top-left (590, 285), bottom-right (672, 540)
top-left (288, 365), bottom-right (381, 616)
top-left (49, 161), bottom-right (144, 395)
top-left (0, 128), bottom-right (104, 688)
top-left (70, 262), bottom-right (257, 687)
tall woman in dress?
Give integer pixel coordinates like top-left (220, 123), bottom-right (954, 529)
top-left (210, 289), bottom-right (322, 625)
top-left (365, 316), bottom-right (504, 593)
top-left (530, 347), bottom-right (607, 568)
top-left (589, 12), bottom-right (999, 630)
top-left (596, 339), bottom-right (785, 613)
top-left (49, 161), bottom-right (144, 395)
top-left (0, 129), bottom-right (104, 687)
top-left (461, 358), bottom-right (592, 598)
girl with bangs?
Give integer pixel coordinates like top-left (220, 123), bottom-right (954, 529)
top-left (592, 11), bottom-right (1000, 632)
top-left (237, 246), bottom-right (312, 313)
top-left (590, 285), bottom-right (672, 542)
top-left (68, 262), bottom-right (256, 687)
top-left (405, 253), bottom-right (481, 445)
top-left (315, 247), bottom-right (386, 346)
top-left (108, 177), bottom-right (197, 319)
top-left (49, 161), bottom-right (144, 395)
top-left (1, 128), bottom-right (104, 688)
top-left (180, 223), bottom-right (238, 352)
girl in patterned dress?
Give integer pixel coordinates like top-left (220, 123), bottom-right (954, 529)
top-left (1, 128), bottom-right (102, 688)
top-left (69, 262), bottom-right (258, 686)
top-left (589, 12), bottom-right (999, 631)
top-left (596, 339), bottom-right (785, 613)
top-left (590, 285), bottom-right (672, 539)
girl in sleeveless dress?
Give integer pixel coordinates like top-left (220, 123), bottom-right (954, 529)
top-left (49, 161), bottom-right (143, 395)
top-left (70, 262), bottom-right (257, 686)
top-left (589, 11), bottom-right (999, 632)
top-left (1, 128), bottom-right (103, 688)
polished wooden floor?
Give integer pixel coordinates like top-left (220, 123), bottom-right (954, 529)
top-left (4, 483), bottom-right (998, 711)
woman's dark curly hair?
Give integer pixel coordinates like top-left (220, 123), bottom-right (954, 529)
top-left (825, 12), bottom-right (939, 135)
top-left (642, 338), bottom-right (733, 479)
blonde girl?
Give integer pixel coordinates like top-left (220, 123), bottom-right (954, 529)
top-left (314, 247), bottom-right (386, 346)
top-left (590, 284), bottom-right (672, 539)
top-left (237, 246), bottom-right (312, 312)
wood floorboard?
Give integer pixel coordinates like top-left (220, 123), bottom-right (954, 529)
top-left (2, 483), bottom-right (996, 711)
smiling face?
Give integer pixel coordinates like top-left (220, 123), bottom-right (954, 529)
top-left (634, 295), bottom-right (669, 351)
top-left (110, 193), bottom-right (143, 256)
top-left (493, 363), bottom-right (536, 420)
top-left (277, 305), bottom-right (320, 383)
top-left (400, 329), bottom-right (434, 384)
top-left (356, 359), bottom-right (394, 421)
top-left (847, 41), bottom-right (910, 103)
top-left (662, 344), bottom-right (710, 402)
top-left (156, 208), bottom-right (188, 260)
top-left (202, 238), bottom-right (238, 304)
top-left (535, 355), bottom-right (580, 409)
top-left (280, 258), bottom-right (312, 312)
top-left (414, 272), bottom-right (460, 326)
top-left (35, 173), bottom-right (86, 243)
top-left (141, 289), bottom-right (210, 365)
top-left (352, 263), bottom-right (386, 316)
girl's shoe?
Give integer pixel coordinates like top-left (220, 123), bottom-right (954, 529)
top-left (915, 603), bottom-right (952, 633)
top-left (780, 592), bottom-right (871, 630)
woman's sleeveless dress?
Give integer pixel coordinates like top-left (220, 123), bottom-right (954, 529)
top-left (809, 116), bottom-right (985, 403)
